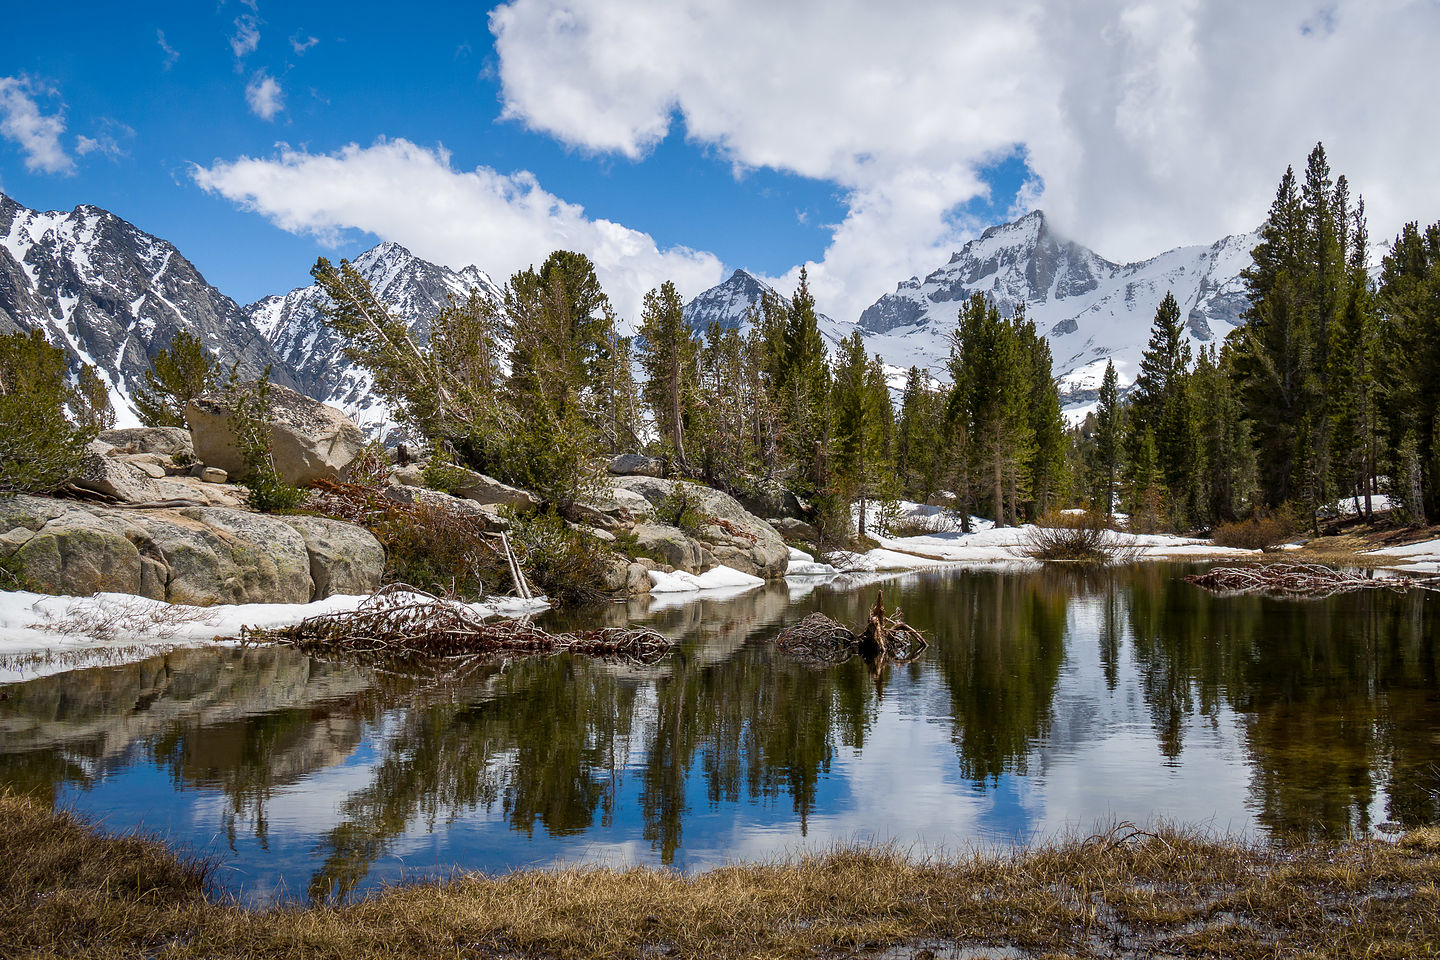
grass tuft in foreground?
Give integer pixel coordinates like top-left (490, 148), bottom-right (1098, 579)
top-left (3, 792), bottom-right (1438, 959)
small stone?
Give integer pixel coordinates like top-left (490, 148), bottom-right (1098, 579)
top-left (199, 467), bottom-right (227, 483)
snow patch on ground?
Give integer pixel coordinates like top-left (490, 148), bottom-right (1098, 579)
top-left (819, 515), bottom-right (1257, 573)
top-left (785, 546), bottom-right (838, 577)
top-left (1364, 537), bottom-right (1440, 573)
top-left (0, 590), bottom-right (549, 683)
top-left (647, 565), bottom-right (765, 594)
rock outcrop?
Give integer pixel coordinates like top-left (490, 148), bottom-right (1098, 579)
top-left (280, 516), bottom-right (387, 599)
top-left (0, 495), bottom-right (383, 603)
top-left (186, 383), bottom-right (367, 488)
top-left (613, 477), bottom-right (790, 579)
top-left (97, 427), bottom-right (195, 460)
top-left (607, 453), bottom-right (667, 478)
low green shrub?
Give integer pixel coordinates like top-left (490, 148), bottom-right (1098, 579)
top-left (507, 508), bottom-right (612, 607)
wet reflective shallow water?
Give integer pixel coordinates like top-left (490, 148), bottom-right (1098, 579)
top-left (1, 564), bottom-right (1437, 905)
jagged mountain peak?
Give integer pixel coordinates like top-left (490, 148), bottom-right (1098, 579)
top-left (852, 217), bottom-right (1261, 411)
top-left (245, 239), bottom-right (502, 433)
top-left (681, 267), bottom-right (850, 347)
top-left (0, 191), bottom-right (293, 426)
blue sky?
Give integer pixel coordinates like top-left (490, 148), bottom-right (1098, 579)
top-left (1, 1), bottom-right (874, 304)
top-left (3, 1), bottom-right (1435, 323)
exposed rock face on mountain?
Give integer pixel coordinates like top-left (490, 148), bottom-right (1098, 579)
top-left (682, 268), bottom-right (774, 334)
top-left (244, 241), bottom-right (501, 432)
top-left (853, 210), bottom-right (1258, 406)
top-left (0, 192), bottom-right (296, 426)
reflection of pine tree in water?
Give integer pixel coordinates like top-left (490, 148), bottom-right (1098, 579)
top-left (1097, 569), bottom-right (1126, 692)
top-left (1125, 564), bottom-right (1253, 759)
top-left (928, 570), bottom-right (1069, 784)
top-left (1123, 571), bottom-right (1440, 838)
top-left (306, 658), bottom-right (642, 903)
top-left (640, 642), bottom-right (878, 862)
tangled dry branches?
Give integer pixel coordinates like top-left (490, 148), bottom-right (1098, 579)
top-left (1184, 562), bottom-right (1440, 598)
top-left (774, 592), bottom-right (929, 664)
top-left (243, 584), bottom-right (674, 667)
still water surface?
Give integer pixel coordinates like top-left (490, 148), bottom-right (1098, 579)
top-left (1, 565), bottom-right (1437, 904)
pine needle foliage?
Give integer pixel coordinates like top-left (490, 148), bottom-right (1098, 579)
top-left (133, 330), bottom-right (221, 427)
top-left (0, 330), bottom-right (100, 494)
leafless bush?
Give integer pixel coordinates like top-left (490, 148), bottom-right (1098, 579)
top-left (1020, 511), bottom-right (1140, 565)
top-left (1212, 512), bottom-right (1299, 550)
top-left (883, 507), bottom-right (965, 538)
top-left (41, 596), bottom-right (218, 643)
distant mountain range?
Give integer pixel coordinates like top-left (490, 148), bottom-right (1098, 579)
top-left (682, 210), bottom-right (1257, 408)
top-left (0, 192), bottom-right (296, 426)
top-left (0, 191), bottom-right (1258, 429)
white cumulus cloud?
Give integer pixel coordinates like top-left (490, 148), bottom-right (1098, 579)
top-left (245, 71), bottom-right (284, 121)
top-left (189, 138), bottom-right (725, 323)
top-left (488, 0), bottom-right (1440, 322)
top-left (0, 75), bottom-right (73, 175)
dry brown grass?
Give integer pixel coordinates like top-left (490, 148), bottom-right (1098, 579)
top-left (3, 792), bottom-right (1438, 959)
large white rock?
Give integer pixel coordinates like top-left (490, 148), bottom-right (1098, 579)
top-left (186, 383), bottom-right (367, 488)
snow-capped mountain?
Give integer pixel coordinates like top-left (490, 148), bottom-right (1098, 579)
top-left (676, 212), bottom-right (1256, 412)
top-left (244, 241), bottom-right (501, 432)
top-left (2, 188), bottom-right (1258, 434)
top-left (854, 210), bottom-right (1257, 407)
top-left (682, 268), bottom-right (851, 347)
top-left (0, 191), bottom-right (295, 426)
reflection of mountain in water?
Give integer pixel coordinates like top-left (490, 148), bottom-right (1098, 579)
top-left (1, 567), bottom-right (1437, 903)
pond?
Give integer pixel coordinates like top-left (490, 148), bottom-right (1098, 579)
top-left (1, 564), bottom-right (1437, 905)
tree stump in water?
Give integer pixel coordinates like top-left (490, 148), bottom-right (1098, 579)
top-left (774, 590), bottom-right (928, 666)
top-left (857, 591), bottom-right (888, 659)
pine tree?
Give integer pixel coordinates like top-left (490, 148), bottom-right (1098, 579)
top-left (0, 330), bottom-right (98, 493)
top-left (896, 366), bottom-right (945, 501)
top-left (1092, 360), bottom-right (1121, 516)
top-left (637, 281), bottom-right (700, 469)
top-left (1326, 202), bottom-right (1382, 518)
top-left (1234, 143), bottom-right (1362, 520)
top-left (774, 269), bottom-right (832, 493)
top-left (133, 329), bottom-right (222, 427)
top-left (1131, 291), bottom-right (1195, 526)
top-left (1191, 344), bottom-right (1256, 524)
top-left (948, 293), bottom-right (1033, 525)
top-left (1377, 219), bottom-right (1440, 521)
top-left (1019, 312), bottom-right (1069, 517)
top-left (830, 333), bottom-right (897, 536)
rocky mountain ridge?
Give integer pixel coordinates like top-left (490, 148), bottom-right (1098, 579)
top-left (0, 192), bottom-right (296, 427)
top-left (681, 210), bottom-right (1258, 409)
top-left (1, 190), bottom-right (1258, 425)
top-left (244, 241), bottom-right (502, 433)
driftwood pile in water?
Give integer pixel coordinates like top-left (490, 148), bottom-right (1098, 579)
top-left (774, 591), bottom-right (929, 664)
top-left (243, 584), bottom-right (674, 666)
top-left (1184, 562), bottom-right (1439, 599)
